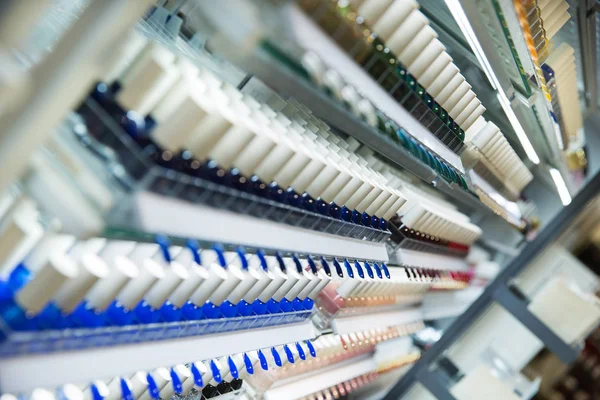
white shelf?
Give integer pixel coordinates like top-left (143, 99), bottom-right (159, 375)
top-left (130, 192), bottom-right (389, 261)
top-left (469, 171), bottom-right (523, 228)
top-left (287, 5), bottom-right (465, 174)
top-left (392, 248), bottom-right (469, 271)
top-left (264, 355), bottom-right (376, 400)
top-left (421, 287), bottom-right (484, 320)
top-left (0, 320), bottom-right (316, 393)
top-left (331, 306), bottom-right (423, 335)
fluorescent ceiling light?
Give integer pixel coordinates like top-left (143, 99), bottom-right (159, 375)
top-left (444, 0), bottom-right (499, 90)
top-left (549, 168), bottom-right (571, 205)
top-left (497, 92), bottom-right (540, 164)
top-left (444, 0), bottom-right (541, 165)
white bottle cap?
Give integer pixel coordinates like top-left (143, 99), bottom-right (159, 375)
top-left (129, 371), bottom-right (149, 399)
top-left (336, 277), bottom-right (361, 298)
top-left (297, 271), bottom-right (321, 300)
top-left (116, 259), bottom-right (165, 310)
top-left (16, 253), bottom-right (79, 314)
top-left (23, 233), bottom-right (76, 273)
top-left (189, 263), bottom-right (228, 306)
top-left (258, 258), bottom-right (289, 303)
top-left (60, 384), bottom-right (84, 400)
top-left (86, 256), bottom-right (139, 311)
top-left (52, 253), bottom-right (110, 313)
top-left (169, 265), bottom-right (209, 308)
top-left (30, 389), bottom-right (55, 400)
top-left (160, 365), bottom-right (191, 399)
top-left (308, 269), bottom-right (332, 299)
top-left (227, 266), bottom-right (260, 304)
top-left (244, 267), bottom-right (274, 303)
top-left (144, 261), bottom-right (188, 309)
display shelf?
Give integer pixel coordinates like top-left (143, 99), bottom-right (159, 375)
top-left (390, 249), bottom-right (469, 271)
top-left (0, 319), bottom-right (316, 393)
top-left (263, 355), bottom-right (376, 400)
top-left (111, 191), bottom-right (389, 261)
top-left (78, 98), bottom-right (391, 250)
top-left (421, 287), bottom-right (484, 321)
top-left (331, 306), bottom-right (423, 335)
top-left (469, 171), bottom-right (525, 229)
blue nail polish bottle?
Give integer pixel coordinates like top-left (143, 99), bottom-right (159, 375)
top-left (210, 360), bottom-right (222, 383)
top-left (220, 248), bottom-right (253, 318)
top-left (182, 247), bottom-right (228, 320)
top-left (379, 217), bottom-right (388, 231)
top-left (343, 259), bottom-right (354, 278)
top-left (161, 240), bottom-right (210, 322)
top-left (363, 261), bottom-right (375, 280)
top-left (244, 251), bottom-right (275, 316)
top-left (296, 342), bottom-right (307, 360)
top-left (1, 257), bottom-right (78, 332)
top-left (372, 262), bottom-right (383, 279)
top-left (306, 340), bottom-right (317, 357)
top-left (267, 182), bottom-right (286, 203)
top-left (329, 201), bottom-right (342, 219)
top-left (106, 239), bottom-right (172, 326)
top-left (351, 209), bottom-right (362, 224)
top-left (315, 198), bottom-right (330, 215)
top-left (243, 353), bottom-right (255, 375)
top-left (191, 363), bottom-right (204, 388)
top-left (381, 262), bottom-right (391, 279)
top-left (203, 247), bottom-right (244, 319)
top-left (258, 350), bottom-right (269, 370)
top-left (300, 192), bottom-right (316, 211)
top-left (271, 347), bottom-right (282, 367)
top-left (283, 344), bottom-right (295, 364)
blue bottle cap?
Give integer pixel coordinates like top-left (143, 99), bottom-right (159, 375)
top-left (90, 384), bottom-right (105, 400)
top-left (291, 254), bottom-right (303, 273)
top-left (271, 347), bottom-right (282, 367)
top-left (302, 297), bottom-right (314, 310)
top-left (210, 360), bottom-right (222, 383)
top-left (258, 350), bottom-right (269, 370)
top-left (283, 345), bottom-right (295, 364)
top-left (252, 298), bottom-right (268, 315)
top-left (244, 353), bottom-right (254, 375)
top-left (256, 250), bottom-right (268, 271)
top-left (154, 234), bottom-right (171, 263)
top-left (275, 252), bottom-right (286, 272)
top-left (191, 363), bottom-right (204, 387)
top-left (381, 263), bottom-right (391, 279)
top-left (212, 244), bottom-right (227, 267)
top-left (146, 373), bottom-right (160, 399)
top-left (292, 297), bottom-right (304, 311)
top-left (220, 300), bottom-right (238, 318)
top-left (363, 261), bottom-right (374, 278)
top-left (354, 260), bottom-right (364, 278)
top-left (332, 258), bottom-right (343, 278)
top-left (305, 340), bottom-right (317, 357)
top-left (373, 263), bottom-right (383, 279)
top-left (237, 299), bottom-right (253, 316)
top-left (343, 259), bottom-right (354, 278)
top-left (279, 297), bottom-right (293, 312)
top-left (185, 240), bottom-right (202, 265)
top-left (266, 298), bottom-right (281, 313)
top-left (320, 257), bottom-right (332, 277)
top-left (306, 256), bottom-right (318, 275)
top-left (228, 356), bottom-right (239, 379)
top-left (235, 247), bottom-right (249, 270)
top-left (296, 342), bottom-right (306, 360)
top-left (120, 378), bottom-right (134, 400)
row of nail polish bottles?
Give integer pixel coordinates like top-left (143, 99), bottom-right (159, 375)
top-left (83, 30), bottom-right (416, 232)
top-left (0, 233), bottom-right (339, 338)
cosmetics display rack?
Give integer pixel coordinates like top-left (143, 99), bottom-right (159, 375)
top-left (82, 99), bottom-right (389, 260)
top-left (194, 2), bottom-right (532, 236)
top-left (2, 0), bottom-right (598, 399)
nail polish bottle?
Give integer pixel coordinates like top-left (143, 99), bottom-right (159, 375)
top-left (181, 248), bottom-right (228, 320)
top-left (158, 365), bottom-right (191, 399)
top-left (128, 371), bottom-right (150, 400)
top-left (69, 247), bottom-right (139, 328)
top-left (202, 359), bottom-right (223, 398)
top-left (201, 248), bottom-right (245, 319)
top-left (0, 252), bottom-right (79, 332)
top-left (132, 254), bottom-right (188, 324)
top-left (104, 243), bottom-right (166, 326)
top-left (161, 241), bottom-right (210, 322)
top-left (36, 250), bottom-right (110, 329)
top-left (292, 256), bottom-right (322, 311)
top-left (253, 253), bottom-right (288, 315)
top-left (83, 380), bottom-right (109, 400)
top-left (189, 361), bottom-right (209, 393)
top-left (139, 368), bottom-right (171, 400)
top-left (106, 377), bottom-right (134, 400)
top-left (3, 233), bottom-right (75, 296)
top-left (214, 249), bottom-right (258, 318)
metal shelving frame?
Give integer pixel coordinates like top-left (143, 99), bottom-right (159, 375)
top-left (383, 170), bottom-right (600, 399)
